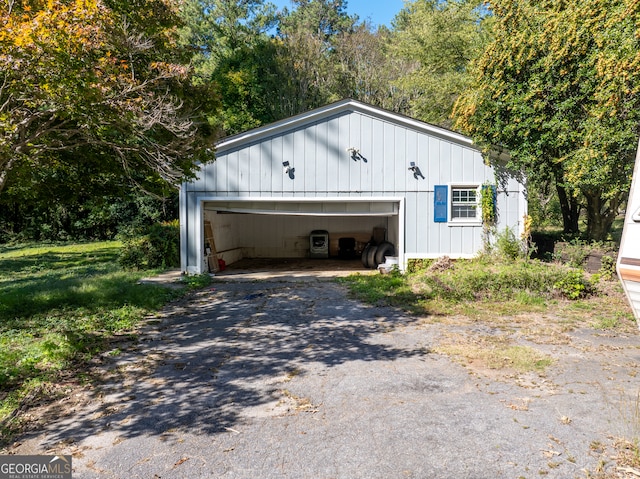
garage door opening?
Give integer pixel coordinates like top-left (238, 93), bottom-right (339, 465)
top-left (201, 198), bottom-right (402, 273)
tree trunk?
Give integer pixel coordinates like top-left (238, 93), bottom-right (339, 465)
top-left (0, 155), bottom-right (18, 195)
top-left (584, 190), bottom-right (619, 241)
top-left (556, 181), bottom-right (580, 234)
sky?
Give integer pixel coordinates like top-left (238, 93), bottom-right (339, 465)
top-left (270, 0), bottom-right (406, 29)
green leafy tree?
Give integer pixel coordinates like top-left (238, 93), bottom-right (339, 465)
top-left (179, 0), bottom-right (278, 134)
top-left (274, 0), bottom-right (359, 116)
top-left (389, 0), bottom-right (490, 127)
top-left (330, 23), bottom-right (414, 112)
top-left (454, 0), bottom-right (640, 240)
top-left (0, 0), bottom-right (216, 195)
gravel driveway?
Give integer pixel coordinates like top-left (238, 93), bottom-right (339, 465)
top-left (9, 278), bottom-right (640, 478)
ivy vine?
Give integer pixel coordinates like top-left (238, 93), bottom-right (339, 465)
top-left (480, 182), bottom-right (497, 225)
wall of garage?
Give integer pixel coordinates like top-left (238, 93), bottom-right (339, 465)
top-left (204, 209), bottom-right (397, 262)
top-left (180, 100), bottom-right (526, 274)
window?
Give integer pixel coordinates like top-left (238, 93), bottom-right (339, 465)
top-left (451, 186), bottom-right (479, 220)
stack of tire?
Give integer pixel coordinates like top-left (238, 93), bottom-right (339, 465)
top-left (361, 241), bottom-right (395, 269)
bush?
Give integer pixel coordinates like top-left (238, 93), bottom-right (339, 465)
top-left (119, 220), bottom-right (179, 270)
top-left (495, 226), bottom-right (525, 260)
top-left (406, 258), bottom-right (435, 274)
top-left (553, 269), bottom-right (593, 300)
top-left (600, 255), bottom-right (616, 280)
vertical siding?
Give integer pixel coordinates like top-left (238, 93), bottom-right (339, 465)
top-left (405, 130), bottom-right (419, 193)
top-left (315, 121), bottom-right (329, 192)
top-left (359, 115), bottom-right (373, 190)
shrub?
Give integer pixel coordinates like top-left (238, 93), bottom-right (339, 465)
top-left (553, 269), bottom-right (593, 300)
top-left (406, 258), bottom-right (435, 274)
top-left (599, 255), bottom-right (616, 280)
top-left (119, 220), bottom-right (179, 270)
top-left (495, 226), bottom-right (525, 260)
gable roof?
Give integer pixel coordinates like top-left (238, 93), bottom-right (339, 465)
top-left (215, 99), bottom-right (475, 154)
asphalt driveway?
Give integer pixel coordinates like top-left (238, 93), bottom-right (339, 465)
top-left (10, 278), bottom-right (640, 478)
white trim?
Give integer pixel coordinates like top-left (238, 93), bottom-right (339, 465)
top-left (191, 195), bottom-right (406, 275)
top-left (179, 185), bottom-right (188, 273)
top-left (448, 183), bottom-right (482, 225)
top-left (448, 222), bottom-right (483, 227)
top-left (405, 253), bottom-right (477, 260)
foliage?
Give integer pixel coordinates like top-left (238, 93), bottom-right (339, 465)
top-left (405, 258), bottom-right (436, 274)
top-left (599, 254), bottom-right (616, 280)
top-left (179, 0), bottom-right (278, 134)
top-left (553, 269), bottom-right (593, 300)
top-left (344, 256), bottom-right (596, 312)
top-left (0, 241), bottom-right (208, 440)
top-left (0, 0), bottom-right (217, 195)
top-left (119, 220), bottom-right (180, 270)
top-left (453, 0), bottom-right (639, 241)
top-left (179, 0), bottom-right (489, 136)
top-left (330, 24), bottom-right (413, 112)
top-left (389, 0), bottom-right (491, 127)
top-left (493, 226), bottom-right (523, 260)
top-left (0, 180), bottom-right (178, 242)
top-left (554, 238), bottom-right (617, 269)
top-left (480, 183), bottom-right (497, 225)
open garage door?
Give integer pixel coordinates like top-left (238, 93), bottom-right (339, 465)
top-left (201, 198), bottom-right (403, 270)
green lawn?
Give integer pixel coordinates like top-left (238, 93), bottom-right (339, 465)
top-left (0, 241), bottom-right (206, 440)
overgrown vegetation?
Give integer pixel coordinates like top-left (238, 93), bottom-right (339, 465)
top-left (339, 241), bottom-right (631, 381)
top-left (341, 254), bottom-right (597, 313)
top-left (118, 220), bottom-right (180, 270)
top-left (0, 242), bottom-right (209, 443)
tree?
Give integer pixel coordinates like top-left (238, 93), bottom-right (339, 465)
top-left (388, 0), bottom-right (490, 127)
top-left (179, 0), bottom-right (278, 134)
top-left (454, 0), bottom-right (640, 240)
top-left (274, 0), bottom-right (359, 116)
top-left (0, 0), bottom-right (216, 195)
top-left (329, 24), bottom-right (413, 112)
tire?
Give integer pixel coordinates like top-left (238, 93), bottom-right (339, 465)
top-left (375, 242), bottom-right (395, 266)
top-left (367, 244), bottom-right (379, 269)
top-left (361, 243), bottom-right (372, 268)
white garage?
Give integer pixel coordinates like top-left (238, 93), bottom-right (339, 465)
top-left (180, 99), bottom-right (526, 274)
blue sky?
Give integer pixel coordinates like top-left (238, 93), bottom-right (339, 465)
top-left (270, 0), bottom-right (407, 29)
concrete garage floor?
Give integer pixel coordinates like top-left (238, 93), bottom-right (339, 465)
top-left (212, 257), bottom-right (377, 281)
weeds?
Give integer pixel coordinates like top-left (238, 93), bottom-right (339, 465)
top-left (345, 256), bottom-right (598, 312)
top-left (437, 334), bottom-right (553, 373)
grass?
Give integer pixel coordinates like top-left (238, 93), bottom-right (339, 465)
top-left (0, 241), bottom-right (209, 443)
top-left (340, 254), bottom-right (635, 377)
top-left (341, 255), bottom-right (629, 321)
top-left (437, 333), bottom-right (554, 373)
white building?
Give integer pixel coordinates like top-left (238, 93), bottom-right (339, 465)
top-left (180, 99), bottom-right (526, 274)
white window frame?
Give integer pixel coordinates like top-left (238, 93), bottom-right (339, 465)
top-left (449, 184), bottom-right (481, 224)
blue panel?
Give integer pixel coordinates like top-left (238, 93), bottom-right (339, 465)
top-left (434, 185), bottom-right (448, 223)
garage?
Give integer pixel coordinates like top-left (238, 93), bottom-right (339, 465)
top-left (200, 198), bottom-right (402, 270)
top-left (180, 99), bottom-right (526, 275)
